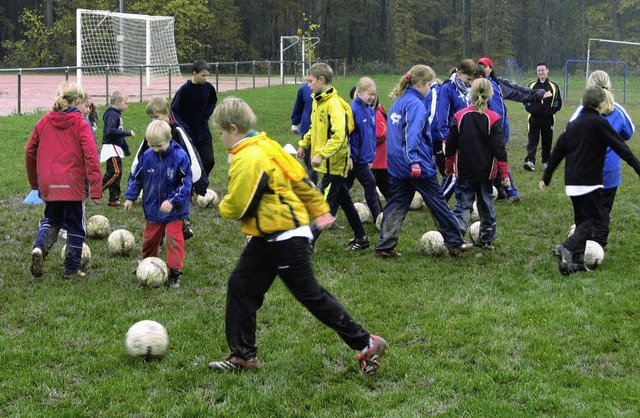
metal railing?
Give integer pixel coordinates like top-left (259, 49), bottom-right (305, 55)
top-left (0, 59), bottom-right (347, 116)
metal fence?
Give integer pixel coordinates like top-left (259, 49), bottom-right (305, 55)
top-left (0, 59), bottom-right (347, 116)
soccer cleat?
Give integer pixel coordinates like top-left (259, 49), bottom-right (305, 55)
top-left (64, 270), bottom-right (86, 279)
top-left (346, 236), bottom-right (370, 251)
top-left (448, 243), bottom-right (473, 257)
top-left (168, 269), bottom-right (183, 289)
top-left (30, 247), bottom-right (44, 278)
top-left (182, 219), bottom-right (194, 240)
top-left (375, 249), bottom-right (402, 258)
top-left (507, 195), bottom-right (521, 204)
top-left (554, 244), bottom-right (572, 275)
top-left (357, 335), bottom-right (388, 375)
top-left (523, 161), bottom-right (535, 171)
top-left (570, 262), bottom-right (591, 273)
top-left (208, 355), bottom-right (260, 371)
top-left (108, 200), bottom-right (122, 207)
top-left (474, 242), bottom-right (495, 250)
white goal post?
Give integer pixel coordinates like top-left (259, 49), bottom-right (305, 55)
top-left (76, 8), bottom-right (181, 88)
top-left (586, 38), bottom-right (640, 81)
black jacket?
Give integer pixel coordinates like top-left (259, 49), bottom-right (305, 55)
top-left (524, 78), bottom-right (562, 117)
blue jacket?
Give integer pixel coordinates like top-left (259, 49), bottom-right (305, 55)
top-left (486, 79), bottom-right (511, 142)
top-left (386, 87), bottom-right (437, 179)
top-left (171, 80), bottom-right (218, 144)
top-left (125, 140), bottom-right (192, 223)
top-left (349, 96), bottom-right (376, 164)
top-left (425, 82), bottom-right (441, 142)
top-left (432, 79), bottom-right (471, 143)
top-left (291, 84), bottom-right (313, 135)
top-left (569, 103), bottom-right (635, 188)
top-left (102, 107), bottom-right (132, 156)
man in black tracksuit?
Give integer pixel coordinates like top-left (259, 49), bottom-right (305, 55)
top-left (539, 86), bottom-right (640, 275)
top-left (524, 62), bottom-right (562, 171)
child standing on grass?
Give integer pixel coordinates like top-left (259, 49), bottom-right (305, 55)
top-left (445, 78), bottom-right (510, 250)
top-left (101, 91), bottom-right (135, 207)
top-left (296, 63), bottom-right (369, 250)
top-left (208, 97), bottom-right (388, 374)
top-left (124, 120), bottom-right (192, 289)
top-left (540, 86), bottom-right (640, 275)
top-left (26, 81), bottom-right (102, 279)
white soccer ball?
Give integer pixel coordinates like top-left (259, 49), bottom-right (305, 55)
top-left (87, 215), bottom-right (111, 239)
top-left (108, 229), bottom-right (136, 256)
top-left (470, 201), bottom-right (480, 222)
top-left (410, 192), bottom-right (423, 210)
top-left (492, 186), bottom-right (498, 201)
top-left (136, 257), bottom-right (169, 287)
top-left (567, 224), bottom-right (576, 237)
top-left (354, 202), bottom-right (372, 223)
top-left (376, 187), bottom-right (386, 204)
top-left (125, 320), bottom-right (169, 360)
top-left (60, 242), bottom-right (92, 270)
top-left (375, 212), bottom-right (384, 231)
top-left (197, 188), bottom-right (219, 208)
top-left (584, 240), bottom-right (605, 269)
top-left (468, 221), bottom-right (481, 244)
top-left (420, 230), bottom-right (447, 257)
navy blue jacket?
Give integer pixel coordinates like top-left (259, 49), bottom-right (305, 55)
top-left (102, 107), bottom-right (132, 156)
top-left (171, 80), bottom-right (218, 144)
top-left (291, 83), bottom-right (313, 135)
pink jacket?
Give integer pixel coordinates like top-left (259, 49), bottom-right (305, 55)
top-left (25, 108), bottom-right (102, 201)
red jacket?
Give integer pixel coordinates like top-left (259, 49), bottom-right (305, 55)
top-left (25, 108), bottom-right (102, 201)
top-left (371, 104), bottom-right (388, 169)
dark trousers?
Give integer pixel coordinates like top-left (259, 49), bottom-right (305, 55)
top-left (346, 163), bottom-right (382, 221)
top-left (376, 174), bottom-right (463, 251)
top-left (312, 173), bottom-right (366, 241)
top-left (102, 156), bottom-right (122, 202)
top-left (225, 236), bottom-right (370, 360)
top-left (526, 116), bottom-right (554, 164)
top-left (372, 168), bottom-right (390, 201)
top-left (34, 200), bottom-right (86, 275)
top-left (195, 139), bottom-right (215, 177)
top-left (301, 138), bottom-right (318, 185)
top-left (565, 189), bottom-right (605, 262)
top-left (592, 187), bottom-right (617, 248)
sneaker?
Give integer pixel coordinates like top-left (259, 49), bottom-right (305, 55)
top-left (208, 355), bottom-right (260, 371)
top-left (30, 247), bottom-right (44, 278)
top-left (554, 244), bottom-right (572, 275)
top-left (523, 161), bottom-right (535, 171)
top-left (474, 242), bottom-right (495, 250)
top-left (168, 269), bottom-right (183, 289)
top-left (108, 200), bottom-right (122, 207)
top-left (507, 195), bottom-right (521, 204)
top-left (375, 249), bottom-right (402, 258)
top-left (64, 270), bottom-right (86, 279)
top-left (570, 262), bottom-right (591, 273)
top-left (347, 236), bottom-right (370, 251)
top-left (357, 335), bottom-right (388, 375)
top-left (448, 242), bottom-right (473, 257)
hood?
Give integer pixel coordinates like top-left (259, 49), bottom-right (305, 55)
top-left (47, 107), bottom-right (83, 130)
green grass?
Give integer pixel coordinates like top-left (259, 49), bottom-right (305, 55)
top-left (2, 74), bottom-right (640, 416)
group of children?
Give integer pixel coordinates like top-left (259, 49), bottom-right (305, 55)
top-left (25, 58), bottom-right (640, 375)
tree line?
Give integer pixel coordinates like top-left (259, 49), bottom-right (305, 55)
top-left (2, 0), bottom-right (639, 74)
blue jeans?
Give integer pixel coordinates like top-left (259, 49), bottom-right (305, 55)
top-left (452, 180), bottom-right (496, 244)
top-left (346, 163), bottom-right (381, 221)
top-left (376, 174), bottom-right (463, 251)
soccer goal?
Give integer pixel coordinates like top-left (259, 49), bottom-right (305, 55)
top-left (564, 59), bottom-right (627, 102)
top-left (76, 9), bottom-right (182, 98)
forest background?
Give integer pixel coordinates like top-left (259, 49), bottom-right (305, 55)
top-left (2, 0), bottom-right (640, 75)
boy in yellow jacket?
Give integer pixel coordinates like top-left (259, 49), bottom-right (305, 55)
top-left (207, 97), bottom-right (387, 375)
top-left (297, 63), bottom-right (369, 250)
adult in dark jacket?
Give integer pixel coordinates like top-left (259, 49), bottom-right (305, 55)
top-left (540, 86), bottom-right (640, 275)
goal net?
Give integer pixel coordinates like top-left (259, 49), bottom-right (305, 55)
top-left (76, 9), bottom-right (182, 100)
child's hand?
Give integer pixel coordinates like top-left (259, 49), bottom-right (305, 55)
top-left (501, 177), bottom-right (511, 188)
top-left (315, 213), bottom-right (336, 230)
top-left (91, 198), bottom-right (101, 205)
top-left (311, 155), bottom-right (322, 167)
top-left (296, 147), bottom-right (306, 160)
top-left (160, 200), bottom-right (173, 213)
top-left (539, 180), bottom-right (547, 190)
top-left (123, 199), bottom-right (134, 210)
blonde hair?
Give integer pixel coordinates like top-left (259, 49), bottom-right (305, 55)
top-left (146, 120), bottom-right (172, 146)
top-left (110, 91), bottom-right (127, 105)
top-left (210, 97), bottom-right (257, 134)
top-left (307, 63), bottom-right (333, 84)
top-left (53, 81), bottom-right (84, 111)
top-left (470, 78), bottom-right (493, 113)
top-left (586, 70), bottom-right (615, 115)
top-left (146, 96), bottom-right (170, 119)
top-left (389, 65), bottom-right (436, 99)
top-left (355, 77), bottom-right (376, 94)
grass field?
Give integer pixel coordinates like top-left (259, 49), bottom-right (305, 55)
top-left (1, 74), bottom-right (640, 417)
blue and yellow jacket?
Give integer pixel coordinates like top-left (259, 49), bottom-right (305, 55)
top-left (221, 132), bottom-right (329, 238)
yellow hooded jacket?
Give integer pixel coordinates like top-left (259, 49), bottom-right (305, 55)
top-left (219, 131), bottom-right (330, 238)
top-left (299, 87), bottom-right (355, 177)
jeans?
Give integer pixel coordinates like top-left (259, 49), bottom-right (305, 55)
top-left (452, 180), bottom-right (496, 244)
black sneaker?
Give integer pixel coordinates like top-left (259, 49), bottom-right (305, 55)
top-left (375, 249), bottom-right (402, 258)
top-left (347, 236), bottom-right (370, 251)
top-left (182, 220), bottom-right (194, 240)
top-left (523, 161), bottom-right (535, 171)
top-left (208, 355), bottom-right (260, 371)
top-left (554, 244), bottom-right (572, 275)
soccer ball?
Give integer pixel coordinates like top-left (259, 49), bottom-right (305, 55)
top-left (60, 242), bottom-right (92, 270)
top-left (86, 215), bottom-right (111, 239)
top-left (584, 240), bottom-right (605, 269)
top-left (468, 221), bottom-right (481, 244)
top-left (376, 187), bottom-right (386, 204)
top-left (197, 188), bottom-right (219, 208)
top-left (410, 192), bottom-right (423, 210)
top-left (136, 257), bottom-right (169, 287)
top-left (420, 231), bottom-right (447, 257)
top-left (375, 212), bottom-right (384, 231)
top-left (354, 202), bottom-right (372, 223)
top-left (108, 229), bottom-right (136, 256)
top-left (492, 186), bottom-right (498, 201)
top-left (470, 201), bottom-right (480, 222)
top-left (125, 320), bottom-right (169, 360)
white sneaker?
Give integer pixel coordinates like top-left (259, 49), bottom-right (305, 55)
top-left (523, 161), bottom-right (535, 171)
